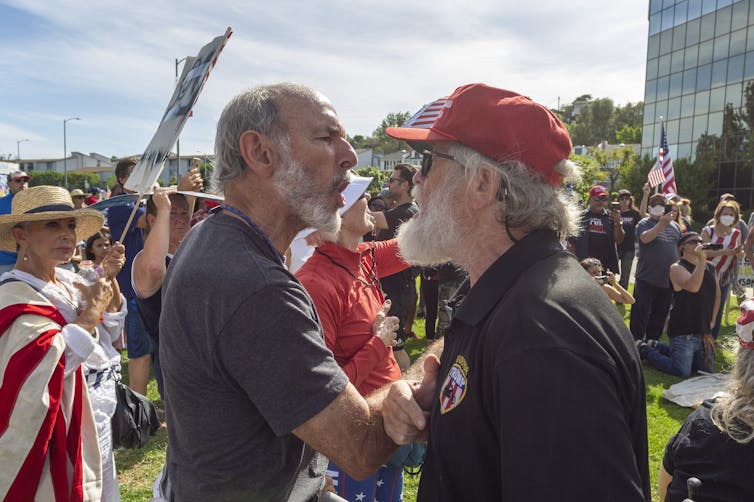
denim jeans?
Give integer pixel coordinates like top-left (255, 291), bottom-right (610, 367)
top-left (618, 249), bottom-right (635, 289)
top-left (645, 335), bottom-right (713, 378)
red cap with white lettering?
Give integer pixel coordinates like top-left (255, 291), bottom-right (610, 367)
top-left (386, 83), bottom-right (572, 186)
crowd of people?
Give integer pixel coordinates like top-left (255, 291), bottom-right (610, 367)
top-left (1, 81), bottom-right (754, 501)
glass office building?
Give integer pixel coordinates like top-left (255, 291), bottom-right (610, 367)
top-left (641, 0), bottom-right (754, 161)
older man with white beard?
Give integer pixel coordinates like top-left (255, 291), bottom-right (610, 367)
top-left (385, 84), bottom-right (650, 501)
top-left (159, 83), bottom-right (427, 501)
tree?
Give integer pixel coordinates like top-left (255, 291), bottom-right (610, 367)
top-left (592, 145), bottom-right (639, 194)
top-left (563, 96), bottom-right (643, 146)
top-left (568, 98), bottom-right (616, 146)
top-left (612, 102), bottom-right (644, 137)
top-left (67, 172), bottom-right (103, 190)
top-left (29, 172), bottom-right (63, 187)
top-left (347, 134), bottom-right (374, 150)
top-left (720, 103), bottom-right (745, 161)
top-left (615, 153), bottom-right (657, 201)
top-left (568, 153), bottom-right (603, 202)
top-left (615, 124), bottom-right (642, 144)
top-left (371, 111), bottom-right (411, 154)
top-left (355, 166), bottom-right (388, 194)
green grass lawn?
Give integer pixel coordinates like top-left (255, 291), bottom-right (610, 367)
top-left (116, 295), bottom-right (741, 502)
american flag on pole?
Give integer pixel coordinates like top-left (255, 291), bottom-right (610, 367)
top-left (647, 161), bottom-right (665, 188)
top-left (659, 121), bottom-right (677, 194)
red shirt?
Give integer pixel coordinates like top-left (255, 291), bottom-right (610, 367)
top-left (296, 239), bottom-right (408, 395)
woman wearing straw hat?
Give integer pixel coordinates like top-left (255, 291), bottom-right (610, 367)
top-left (0, 185), bottom-right (127, 502)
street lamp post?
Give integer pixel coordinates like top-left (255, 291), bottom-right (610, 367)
top-left (16, 139), bottom-right (29, 163)
top-left (175, 57), bottom-right (188, 179)
top-left (63, 117), bottom-right (81, 188)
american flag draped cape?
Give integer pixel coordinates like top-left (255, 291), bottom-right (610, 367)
top-left (0, 280), bottom-right (101, 501)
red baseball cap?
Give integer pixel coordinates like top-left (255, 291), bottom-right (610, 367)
top-left (385, 83), bottom-right (572, 186)
top-left (589, 185), bottom-right (608, 198)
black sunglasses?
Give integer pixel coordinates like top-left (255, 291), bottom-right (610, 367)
top-left (421, 150), bottom-right (458, 178)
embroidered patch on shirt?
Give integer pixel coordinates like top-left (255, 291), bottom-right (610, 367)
top-left (439, 355), bottom-right (468, 415)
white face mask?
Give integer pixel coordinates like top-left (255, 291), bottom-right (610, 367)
top-left (720, 215), bottom-right (735, 227)
top-left (649, 205), bottom-right (665, 217)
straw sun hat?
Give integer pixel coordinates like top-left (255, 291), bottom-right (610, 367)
top-left (0, 185), bottom-right (104, 252)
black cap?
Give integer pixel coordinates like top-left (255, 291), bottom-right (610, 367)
top-left (679, 232), bottom-right (701, 246)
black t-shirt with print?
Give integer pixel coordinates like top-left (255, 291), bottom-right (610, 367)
top-left (619, 209), bottom-right (641, 253)
top-left (377, 201), bottom-right (419, 295)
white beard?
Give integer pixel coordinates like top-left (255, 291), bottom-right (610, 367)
top-left (274, 142), bottom-right (342, 235)
top-left (396, 182), bottom-right (461, 267)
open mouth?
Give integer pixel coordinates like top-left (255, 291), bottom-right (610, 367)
top-left (336, 179), bottom-right (350, 207)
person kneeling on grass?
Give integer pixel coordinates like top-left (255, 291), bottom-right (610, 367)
top-left (638, 232), bottom-right (720, 378)
top-left (659, 298), bottom-right (754, 501)
top-left (580, 257), bottom-right (635, 304)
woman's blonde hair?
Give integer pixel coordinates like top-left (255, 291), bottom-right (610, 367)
top-left (713, 200), bottom-right (741, 226)
top-left (711, 349), bottom-right (754, 444)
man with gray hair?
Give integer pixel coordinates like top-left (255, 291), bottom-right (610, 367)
top-left (159, 83), bottom-right (428, 501)
top-left (384, 84), bottom-right (650, 500)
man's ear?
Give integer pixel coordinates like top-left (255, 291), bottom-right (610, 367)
top-left (468, 165), bottom-right (500, 210)
top-left (239, 130), bottom-right (275, 177)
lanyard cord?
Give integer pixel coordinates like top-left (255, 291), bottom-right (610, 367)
top-left (217, 204), bottom-right (285, 267)
top-left (314, 246), bottom-right (383, 298)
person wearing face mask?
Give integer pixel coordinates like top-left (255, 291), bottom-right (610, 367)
top-left (702, 199), bottom-right (743, 339)
top-left (637, 232), bottom-right (719, 377)
top-left (630, 193), bottom-right (682, 343)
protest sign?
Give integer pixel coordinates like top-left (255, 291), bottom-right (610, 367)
top-left (124, 27), bottom-right (232, 195)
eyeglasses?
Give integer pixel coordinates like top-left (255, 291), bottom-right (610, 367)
top-left (593, 196), bottom-right (608, 201)
top-left (421, 150), bottom-right (459, 178)
top-left (388, 177), bottom-right (402, 184)
top-left (684, 239), bottom-right (702, 245)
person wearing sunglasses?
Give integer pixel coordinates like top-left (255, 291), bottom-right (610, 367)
top-left (638, 232), bottom-right (719, 378)
top-left (382, 83), bottom-right (649, 501)
top-left (617, 189), bottom-right (641, 290)
top-left (0, 170), bottom-right (30, 275)
top-left (568, 184), bottom-right (624, 275)
top-left (371, 164), bottom-right (419, 372)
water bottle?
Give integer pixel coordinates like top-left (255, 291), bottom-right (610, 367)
top-left (78, 260), bottom-right (102, 285)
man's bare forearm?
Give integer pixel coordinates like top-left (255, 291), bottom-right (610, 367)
top-left (405, 338), bottom-right (444, 381)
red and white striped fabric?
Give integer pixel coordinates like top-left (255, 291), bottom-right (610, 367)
top-left (658, 121), bottom-right (677, 195)
top-left (401, 97), bottom-right (451, 129)
top-left (0, 281), bottom-right (101, 502)
top-left (647, 163), bottom-right (665, 188)
top-left (703, 225), bottom-right (741, 285)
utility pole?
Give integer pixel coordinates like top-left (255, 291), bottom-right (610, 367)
top-left (63, 117), bottom-right (81, 187)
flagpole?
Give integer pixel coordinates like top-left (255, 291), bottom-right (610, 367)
top-left (118, 192), bottom-right (145, 244)
top-left (655, 115), bottom-right (664, 194)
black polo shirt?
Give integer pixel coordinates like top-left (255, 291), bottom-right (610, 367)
top-left (417, 230), bottom-right (650, 501)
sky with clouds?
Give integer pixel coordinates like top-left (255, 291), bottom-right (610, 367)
top-left (0, 0), bottom-right (649, 160)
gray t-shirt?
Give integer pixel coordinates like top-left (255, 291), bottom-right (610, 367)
top-left (635, 217), bottom-right (681, 288)
top-left (160, 212), bottom-right (349, 501)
